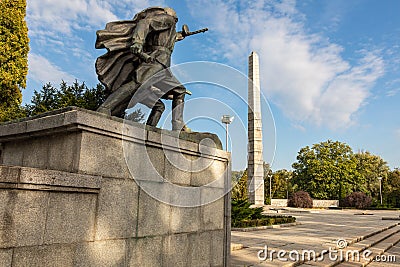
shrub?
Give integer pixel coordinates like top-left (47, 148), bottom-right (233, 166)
top-left (231, 199), bottom-right (264, 226)
top-left (231, 199), bottom-right (296, 228)
top-left (288, 191), bottom-right (313, 208)
top-left (386, 190), bottom-right (400, 208)
top-left (233, 216), bottom-right (296, 228)
top-left (342, 192), bottom-right (372, 209)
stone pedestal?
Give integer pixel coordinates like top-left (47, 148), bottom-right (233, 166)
top-left (0, 107), bottom-right (231, 267)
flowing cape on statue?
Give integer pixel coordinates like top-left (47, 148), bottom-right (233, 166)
top-left (95, 20), bottom-right (138, 92)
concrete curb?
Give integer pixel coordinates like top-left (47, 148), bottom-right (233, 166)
top-left (231, 222), bottom-right (301, 232)
top-left (382, 216), bottom-right (400, 220)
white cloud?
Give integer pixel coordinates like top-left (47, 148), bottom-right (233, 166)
top-left (387, 89), bottom-right (400, 97)
top-left (385, 78), bottom-right (400, 97)
top-left (291, 123), bottom-right (306, 132)
top-left (27, 0), bottom-right (166, 36)
top-left (25, 0), bottom-right (166, 88)
top-left (28, 53), bottom-right (75, 84)
top-left (26, 1), bottom-right (166, 60)
top-left (27, 0), bottom-right (117, 36)
top-left (187, 0), bottom-right (385, 129)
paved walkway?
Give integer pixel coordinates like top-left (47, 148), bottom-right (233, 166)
top-left (231, 209), bottom-right (400, 266)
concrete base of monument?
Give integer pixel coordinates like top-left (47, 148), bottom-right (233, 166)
top-left (0, 107), bottom-right (231, 267)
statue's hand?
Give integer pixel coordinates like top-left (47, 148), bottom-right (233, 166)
top-left (141, 53), bottom-right (154, 63)
top-left (176, 32), bottom-right (185, 41)
top-left (130, 42), bottom-right (154, 63)
top-left (130, 43), bottom-right (143, 55)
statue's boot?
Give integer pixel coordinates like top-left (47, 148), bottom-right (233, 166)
top-left (172, 94), bottom-right (191, 132)
top-left (97, 82), bottom-right (138, 116)
top-left (146, 100), bottom-right (165, 127)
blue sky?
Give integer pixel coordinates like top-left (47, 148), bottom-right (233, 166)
top-left (24, 0), bottom-right (400, 171)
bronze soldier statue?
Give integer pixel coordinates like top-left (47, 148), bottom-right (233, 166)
top-left (95, 7), bottom-right (207, 132)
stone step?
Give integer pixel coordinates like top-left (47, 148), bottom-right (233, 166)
top-left (339, 225), bottom-right (400, 258)
top-left (367, 241), bottom-right (400, 266)
top-left (296, 224), bottom-right (400, 267)
top-left (334, 226), bottom-right (400, 267)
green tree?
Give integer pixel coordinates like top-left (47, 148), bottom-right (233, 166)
top-left (292, 140), bottom-right (359, 200)
top-left (125, 109), bottom-right (145, 122)
top-left (386, 168), bottom-right (400, 207)
top-left (0, 0), bottom-right (29, 121)
top-left (24, 81), bottom-right (145, 122)
top-left (232, 170), bottom-right (244, 183)
top-left (0, 103), bottom-right (26, 122)
top-left (25, 83), bottom-right (59, 116)
top-left (231, 170), bottom-right (248, 201)
top-left (272, 169), bottom-right (292, 199)
top-left (25, 81), bottom-right (108, 116)
top-left (387, 168), bottom-right (400, 191)
top-left (264, 166), bottom-right (292, 203)
top-left (353, 151), bottom-right (389, 200)
top-left (263, 163), bottom-right (272, 203)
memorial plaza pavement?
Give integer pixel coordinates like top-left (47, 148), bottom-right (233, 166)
top-left (231, 208), bottom-right (400, 266)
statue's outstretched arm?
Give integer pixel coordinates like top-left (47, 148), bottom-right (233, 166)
top-left (130, 19), bottom-right (151, 54)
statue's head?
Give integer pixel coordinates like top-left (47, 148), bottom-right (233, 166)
top-left (133, 7), bottom-right (178, 22)
top-left (164, 7), bottom-right (178, 21)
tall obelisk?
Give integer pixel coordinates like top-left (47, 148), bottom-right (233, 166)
top-left (248, 51), bottom-right (264, 205)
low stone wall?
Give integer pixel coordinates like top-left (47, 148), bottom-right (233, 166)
top-left (271, 199), bottom-right (339, 208)
top-left (0, 107), bottom-right (231, 267)
top-left (271, 199), bottom-right (287, 207)
top-left (312, 200), bottom-right (339, 208)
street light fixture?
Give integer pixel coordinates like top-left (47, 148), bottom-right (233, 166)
top-left (221, 115), bottom-right (234, 151)
top-left (378, 177), bottom-right (383, 205)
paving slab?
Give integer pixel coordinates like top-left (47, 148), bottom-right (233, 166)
top-left (367, 242), bottom-right (400, 266)
top-left (231, 209), bottom-right (400, 266)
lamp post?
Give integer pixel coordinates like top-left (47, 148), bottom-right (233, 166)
top-left (378, 177), bottom-right (383, 205)
top-left (221, 115), bottom-right (234, 151)
top-left (269, 174), bottom-right (272, 205)
top-left (286, 177), bottom-right (289, 200)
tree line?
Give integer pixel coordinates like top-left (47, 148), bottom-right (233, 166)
top-left (0, 81), bottom-right (145, 123)
top-left (233, 140), bottom-right (400, 208)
